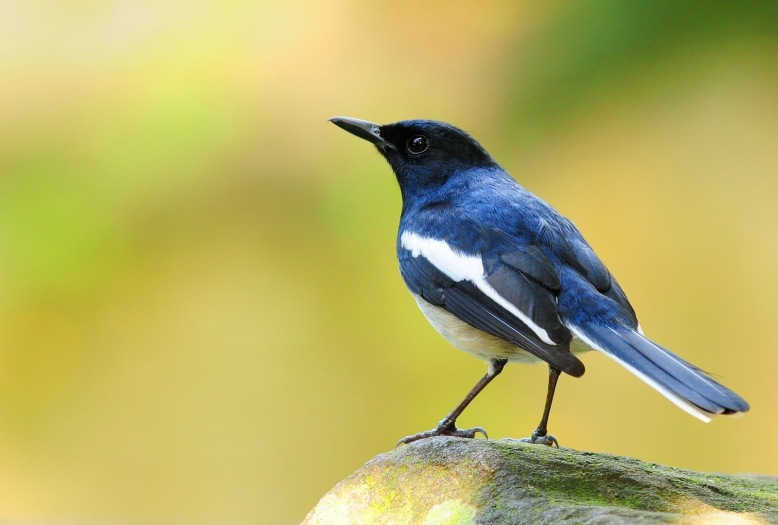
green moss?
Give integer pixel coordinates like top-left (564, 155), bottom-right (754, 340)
top-left (304, 438), bottom-right (778, 524)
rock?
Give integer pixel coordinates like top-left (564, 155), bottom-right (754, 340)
top-left (303, 437), bottom-right (777, 524)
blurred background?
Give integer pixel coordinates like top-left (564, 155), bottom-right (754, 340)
top-left (1, 1), bottom-right (777, 523)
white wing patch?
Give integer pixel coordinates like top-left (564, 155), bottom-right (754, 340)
top-left (400, 231), bottom-right (555, 345)
top-left (401, 231), bottom-right (482, 282)
top-left (567, 325), bottom-right (712, 423)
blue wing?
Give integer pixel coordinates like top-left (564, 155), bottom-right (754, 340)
top-left (399, 226), bottom-right (584, 377)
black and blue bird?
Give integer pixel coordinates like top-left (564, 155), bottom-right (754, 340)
top-left (330, 116), bottom-right (749, 446)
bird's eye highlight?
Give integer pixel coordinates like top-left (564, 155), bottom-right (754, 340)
top-left (406, 135), bottom-right (429, 155)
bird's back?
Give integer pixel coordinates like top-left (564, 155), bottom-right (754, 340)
top-left (400, 166), bottom-right (638, 331)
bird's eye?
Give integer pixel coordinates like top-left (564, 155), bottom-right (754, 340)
top-left (406, 135), bottom-right (429, 155)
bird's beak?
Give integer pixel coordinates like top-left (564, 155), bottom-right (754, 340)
top-left (329, 116), bottom-right (397, 151)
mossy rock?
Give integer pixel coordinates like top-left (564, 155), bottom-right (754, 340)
top-left (304, 437), bottom-right (777, 524)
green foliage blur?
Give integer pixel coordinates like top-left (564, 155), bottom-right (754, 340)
top-left (1, 1), bottom-right (777, 523)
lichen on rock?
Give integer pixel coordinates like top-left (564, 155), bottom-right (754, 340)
top-left (303, 437), bottom-right (778, 524)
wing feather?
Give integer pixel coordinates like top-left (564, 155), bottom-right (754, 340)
top-left (399, 229), bottom-right (583, 377)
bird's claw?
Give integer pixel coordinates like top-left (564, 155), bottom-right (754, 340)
top-left (520, 430), bottom-right (559, 447)
top-left (396, 421), bottom-right (488, 446)
top-left (455, 426), bottom-right (488, 439)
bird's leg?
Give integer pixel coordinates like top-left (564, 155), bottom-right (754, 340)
top-left (521, 366), bottom-right (561, 447)
top-left (397, 359), bottom-right (507, 446)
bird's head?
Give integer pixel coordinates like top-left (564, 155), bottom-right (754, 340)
top-left (330, 117), bottom-right (496, 200)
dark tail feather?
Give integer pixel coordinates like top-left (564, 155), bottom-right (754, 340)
top-left (570, 323), bottom-right (749, 421)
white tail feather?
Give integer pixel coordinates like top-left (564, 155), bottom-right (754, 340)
top-left (569, 325), bottom-right (712, 423)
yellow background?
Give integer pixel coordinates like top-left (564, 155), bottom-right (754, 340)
top-left (1, 2), bottom-right (776, 523)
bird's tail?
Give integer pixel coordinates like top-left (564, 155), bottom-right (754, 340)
top-left (569, 323), bottom-right (749, 421)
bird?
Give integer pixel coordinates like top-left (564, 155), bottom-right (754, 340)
top-left (329, 116), bottom-right (749, 447)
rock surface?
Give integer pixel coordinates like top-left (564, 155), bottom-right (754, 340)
top-left (304, 437), bottom-right (777, 524)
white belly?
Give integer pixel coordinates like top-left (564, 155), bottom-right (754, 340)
top-left (412, 293), bottom-right (594, 363)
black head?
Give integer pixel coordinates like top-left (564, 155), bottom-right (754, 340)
top-left (330, 117), bottom-right (496, 200)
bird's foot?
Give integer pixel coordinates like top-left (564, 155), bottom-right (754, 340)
top-left (396, 418), bottom-right (488, 446)
top-left (520, 429), bottom-right (559, 447)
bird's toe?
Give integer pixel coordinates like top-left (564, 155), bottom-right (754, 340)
top-left (520, 430), bottom-right (559, 447)
top-left (396, 423), bottom-right (489, 446)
